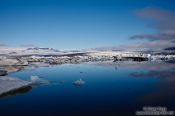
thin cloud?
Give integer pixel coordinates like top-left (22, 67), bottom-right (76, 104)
top-left (130, 33), bottom-right (175, 41)
top-left (112, 40), bottom-right (175, 51)
top-left (128, 7), bottom-right (175, 50)
top-left (136, 7), bottom-right (175, 32)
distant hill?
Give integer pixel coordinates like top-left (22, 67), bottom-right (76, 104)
top-left (164, 47), bottom-right (175, 51)
top-left (26, 47), bottom-right (60, 52)
top-left (27, 47), bottom-right (51, 50)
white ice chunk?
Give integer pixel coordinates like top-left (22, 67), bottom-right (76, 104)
top-left (0, 76), bottom-right (31, 95)
top-left (73, 78), bottom-right (85, 86)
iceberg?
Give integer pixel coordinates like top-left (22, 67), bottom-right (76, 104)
top-left (30, 76), bottom-right (50, 84)
top-left (73, 78), bottom-right (85, 86)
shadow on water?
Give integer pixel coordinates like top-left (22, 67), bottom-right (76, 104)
top-left (0, 86), bottom-right (32, 99)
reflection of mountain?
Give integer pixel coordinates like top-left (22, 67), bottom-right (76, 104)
top-left (126, 62), bottom-right (175, 80)
top-left (93, 61), bottom-right (175, 72)
top-left (94, 61), bottom-right (175, 105)
top-left (93, 61), bottom-right (175, 79)
top-left (131, 70), bottom-right (175, 79)
top-left (121, 61), bottom-right (175, 106)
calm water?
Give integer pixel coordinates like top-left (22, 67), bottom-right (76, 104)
top-left (0, 61), bottom-right (175, 116)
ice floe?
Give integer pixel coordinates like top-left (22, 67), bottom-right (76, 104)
top-left (73, 78), bottom-right (85, 86)
top-left (0, 76), bottom-right (31, 95)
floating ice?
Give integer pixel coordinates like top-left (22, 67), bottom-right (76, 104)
top-left (73, 78), bottom-right (85, 86)
top-left (30, 76), bottom-right (50, 84)
top-left (0, 76), bottom-right (31, 95)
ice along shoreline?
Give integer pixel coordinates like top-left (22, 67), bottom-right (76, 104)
top-left (0, 76), bottom-right (32, 96)
top-left (0, 49), bottom-right (175, 96)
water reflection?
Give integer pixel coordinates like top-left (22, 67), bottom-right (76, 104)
top-left (93, 61), bottom-right (175, 78)
top-left (1, 61), bottom-right (175, 115)
top-left (131, 70), bottom-right (175, 80)
top-left (94, 61), bottom-right (175, 72)
top-left (93, 61), bottom-right (175, 107)
top-left (139, 81), bottom-right (175, 105)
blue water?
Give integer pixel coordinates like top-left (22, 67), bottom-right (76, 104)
top-left (0, 62), bottom-right (175, 116)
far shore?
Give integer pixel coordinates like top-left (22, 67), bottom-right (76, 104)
top-left (0, 48), bottom-right (175, 96)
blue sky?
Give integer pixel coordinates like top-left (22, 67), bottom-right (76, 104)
top-left (0, 0), bottom-right (175, 50)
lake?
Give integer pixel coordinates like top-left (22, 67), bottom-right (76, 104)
top-left (0, 61), bottom-right (175, 116)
